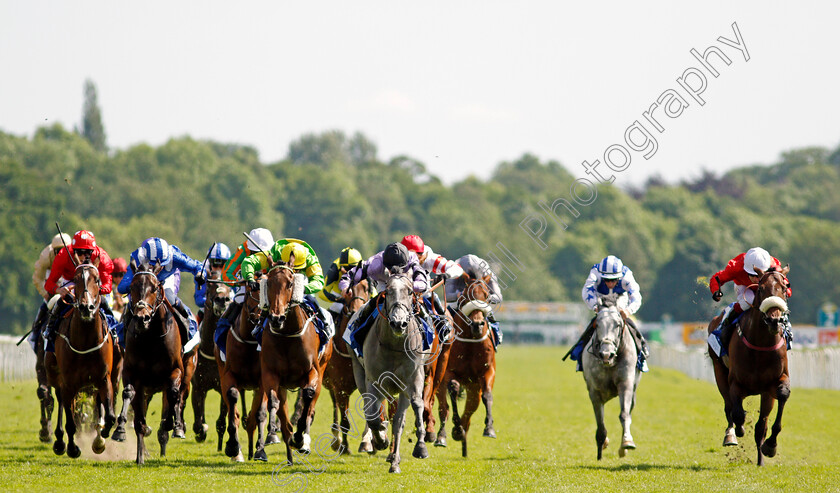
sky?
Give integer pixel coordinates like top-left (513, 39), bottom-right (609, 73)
top-left (2, 2), bottom-right (839, 186)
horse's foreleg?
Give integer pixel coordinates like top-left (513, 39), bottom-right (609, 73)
top-left (617, 382), bottom-right (636, 457)
top-left (754, 392), bottom-right (775, 466)
top-left (216, 392), bottom-right (227, 452)
top-left (98, 373), bottom-right (116, 440)
top-left (130, 384), bottom-right (149, 465)
top-left (158, 392), bottom-right (171, 458)
top-left (247, 387), bottom-right (266, 461)
top-left (221, 369), bottom-right (243, 461)
top-left (711, 354), bottom-right (737, 445)
top-left (481, 387), bottom-right (496, 439)
top-left (293, 369), bottom-right (321, 455)
top-left (276, 389), bottom-right (294, 466)
top-left (422, 363), bottom-right (437, 443)
top-left (411, 383), bottom-right (429, 461)
top-left (761, 376), bottom-right (790, 460)
top-left (192, 383), bottom-right (208, 442)
top-left (38, 384), bottom-right (54, 443)
top-left (112, 385), bottom-right (133, 442)
top-left (387, 394), bottom-right (410, 473)
top-left (435, 382), bottom-right (449, 447)
top-left (728, 382), bottom-right (747, 438)
top-left (363, 385), bottom-right (389, 452)
top-left (52, 387), bottom-right (66, 456)
top-left (589, 392), bottom-right (608, 461)
top-left (62, 386), bottom-right (81, 459)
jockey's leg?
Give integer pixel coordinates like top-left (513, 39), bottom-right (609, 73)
top-left (44, 295), bottom-right (71, 348)
top-left (31, 302), bottom-right (49, 353)
top-left (624, 317), bottom-right (648, 358)
top-left (718, 303), bottom-right (744, 354)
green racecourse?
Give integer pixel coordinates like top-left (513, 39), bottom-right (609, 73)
top-left (1, 346), bottom-right (839, 492)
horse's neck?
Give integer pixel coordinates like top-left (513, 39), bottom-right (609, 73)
top-left (68, 310), bottom-right (104, 344)
top-left (199, 312), bottom-right (218, 352)
top-left (742, 307), bottom-right (779, 344)
top-left (283, 304), bottom-right (308, 334)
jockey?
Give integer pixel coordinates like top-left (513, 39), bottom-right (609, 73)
top-left (117, 237), bottom-right (205, 350)
top-left (108, 257), bottom-right (128, 320)
top-left (215, 228), bottom-right (274, 337)
top-left (339, 242), bottom-right (431, 356)
top-left (317, 247), bottom-right (364, 326)
top-left (239, 238), bottom-right (333, 344)
top-left (566, 255), bottom-right (648, 371)
top-left (400, 234), bottom-right (464, 340)
top-left (444, 254), bottom-right (504, 349)
top-left (42, 230), bottom-right (116, 349)
top-left (194, 242), bottom-right (231, 322)
top-left (28, 233), bottom-right (71, 353)
top-left (708, 247), bottom-right (792, 358)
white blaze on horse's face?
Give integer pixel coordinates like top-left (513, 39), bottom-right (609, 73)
top-left (595, 307), bottom-right (623, 366)
top-left (386, 275), bottom-right (412, 334)
top-left (75, 265), bottom-right (100, 321)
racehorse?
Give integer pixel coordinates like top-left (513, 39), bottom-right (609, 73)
top-left (258, 256), bottom-right (332, 464)
top-left (190, 270), bottom-right (232, 449)
top-left (350, 268), bottom-right (429, 473)
top-left (323, 279), bottom-right (374, 454)
top-left (35, 328), bottom-right (55, 443)
top-left (422, 288), bottom-right (456, 446)
top-left (437, 275), bottom-right (496, 457)
top-left (217, 272), bottom-right (274, 462)
top-left (121, 261), bottom-right (185, 465)
top-left (582, 293), bottom-right (641, 460)
top-left (46, 261), bottom-right (118, 458)
top-left (707, 265), bottom-right (791, 466)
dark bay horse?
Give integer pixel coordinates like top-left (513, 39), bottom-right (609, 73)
top-left (122, 262), bottom-right (185, 465)
top-left (217, 273), bottom-right (272, 462)
top-left (582, 294), bottom-right (641, 460)
top-left (350, 269), bottom-right (429, 473)
top-left (191, 270), bottom-right (232, 449)
top-left (323, 279), bottom-right (373, 454)
top-left (35, 326), bottom-right (55, 443)
top-left (437, 276), bottom-right (496, 457)
top-left (707, 265), bottom-right (791, 466)
top-left (259, 258), bottom-right (331, 464)
top-left (46, 262), bottom-right (118, 458)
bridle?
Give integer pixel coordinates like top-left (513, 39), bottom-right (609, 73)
top-left (58, 263), bottom-right (109, 354)
top-left (130, 270), bottom-right (170, 336)
top-left (590, 306), bottom-right (626, 362)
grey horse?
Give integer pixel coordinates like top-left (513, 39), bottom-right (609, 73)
top-left (581, 293), bottom-right (642, 460)
top-left (350, 269), bottom-right (430, 473)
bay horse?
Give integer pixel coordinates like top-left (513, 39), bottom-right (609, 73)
top-left (707, 265), bottom-right (791, 466)
top-left (122, 261), bottom-right (185, 465)
top-left (191, 270), bottom-right (232, 449)
top-left (35, 325), bottom-right (55, 443)
top-left (581, 293), bottom-right (641, 460)
top-left (258, 257), bottom-right (332, 464)
top-left (46, 261), bottom-right (117, 458)
top-left (437, 275), bottom-right (496, 457)
top-left (422, 289), bottom-right (456, 446)
top-left (217, 272), bottom-right (273, 462)
top-left (323, 279), bottom-right (374, 454)
top-left (350, 268), bottom-right (429, 473)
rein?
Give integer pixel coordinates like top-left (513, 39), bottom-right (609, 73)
top-left (59, 264), bottom-right (109, 354)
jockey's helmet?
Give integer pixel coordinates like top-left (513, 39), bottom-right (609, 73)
top-left (247, 228), bottom-right (274, 252)
top-left (51, 233), bottom-right (72, 250)
top-left (598, 255), bottom-right (624, 280)
top-left (141, 237), bottom-right (173, 266)
top-left (281, 242), bottom-right (308, 270)
top-left (339, 247), bottom-right (362, 268)
top-left (744, 247), bottom-right (773, 275)
top-left (112, 257), bottom-right (128, 274)
top-left (400, 235), bottom-right (425, 253)
top-left (209, 242), bottom-right (232, 260)
top-left (383, 243), bottom-right (410, 270)
top-left (72, 230), bottom-right (97, 250)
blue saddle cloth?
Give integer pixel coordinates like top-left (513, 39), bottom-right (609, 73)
top-left (348, 300), bottom-right (434, 358)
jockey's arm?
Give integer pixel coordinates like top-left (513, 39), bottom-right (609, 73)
top-left (621, 271), bottom-right (642, 315)
top-left (303, 260), bottom-right (324, 294)
top-left (240, 251), bottom-right (271, 281)
top-left (33, 245), bottom-right (52, 299)
top-left (97, 250), bottom-right (114, 295)
top-left (221, 244), bottom-right (248, 283)
top-left (581, 268), bottom-right (600, 311)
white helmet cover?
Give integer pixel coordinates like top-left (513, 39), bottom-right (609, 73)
top-left (744, 247), bottom-right (773, 275)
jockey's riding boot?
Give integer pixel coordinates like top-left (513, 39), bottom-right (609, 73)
top-left (220, 300), bottom-right (243, 327)
top-left (432, 292), bottom-right (446, 316)
top-left (624, 317), bottom-right (649, 357)
top-left (563, 317), bottom-right (596, 361)
top-left (44, 299), bottom-right (67, 346)
top-left (170, 298), bottom-right (192, 344)
top-left (32, 303), bottom-right (49, 339)
top-left (718, 306), bottom-right (742, 353)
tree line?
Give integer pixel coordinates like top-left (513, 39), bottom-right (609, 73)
top-left (1, 124), bottom-right (839, 335)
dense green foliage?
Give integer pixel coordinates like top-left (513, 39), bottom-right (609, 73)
top-left (2, 125), bottom-right (839, 333)
top-left (1, 346), bottom-right (839, 491)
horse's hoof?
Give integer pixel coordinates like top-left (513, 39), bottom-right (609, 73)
top-left (723, 430), bottom-right (738, 446)
top-left (425, 431), bottom-right (436, 443)
top-left (39, 429), bottom-right (52, 443)
top-left (619, 446), bottom-right (627, 458)
top-left (142, 425), bottom-right (153, 437)
top-left (761, 442), bottom-right (777, 458)
top-left (225, 440), bottom-right (240, 458)
top-left (452, 426), bottom-right (464, 442)
top-left (253, 449), bottom-right (268, 462)
top-left (232, 452), bottom-right (245, 463)
top-left (434, 436), bottom-right (447, 447)
top-left (602, 437), bottom-right (609, 450)
top-left (265, 433), bottom-right (281, 445)
top-left (386, 452), bottom-right (395, 463)
top-left (172, 428), bottom-right (186, 439)
top-left (389, 464), bottom-right (401, 473)
top-left (621, 439), bottom-right (636, 450)
top-left (37, 386), bottom-right (49, 401)
top-left (413, 442), bottom-right (429, 459)
top-left (112, 428), bottom-right (126, 442)
top-left (92, 437), bottom-right (106, 455)
top-left (359, 442), bottom-right (374, 454)
top-left (53, 440), bottom-right (66, 456)
top-left (483, 427), bottom-right (496, 438)
top-left (735, 425), bottom-right (745, 438)
top-left (67, 443), bottom-right (81, 459)
top-left (339, 444), bottom-right (351, 456)
top-left (195, 430), bottom-right (207, 443)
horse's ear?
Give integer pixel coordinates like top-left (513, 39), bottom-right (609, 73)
top-left (130, 258), bottom-right (138, 273)
top-left (153, 263), bottom-right (164, 276)
top-left (92, 255), bottom-right (101, 268)
top-left (781, 264), bottom-right (790, 276)
top-left (482, 274), bottom-right (492, 284)
top-left (389, 266), bottom-right (400, 276)
top-left (753, 266), bottom-right (765, 278)
top-left (287, 252), bottom-right (295, 269)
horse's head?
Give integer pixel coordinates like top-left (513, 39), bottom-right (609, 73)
top-left (344, 279), bottom-right (371, 317)
top-left (593, 294), bottom-right (625, 366)
top-left (129, 262), bottom-right (164, 333)
top-left (265, 261), bottom-right (297, 330)
top-left (753, 265), bottom-right (791, 335)
top-left (73, 263), bottom-right (101, 321)
top-left (206, 270), bottom-right (232, 317)
top-left (457, 275), bottom-right (492, 338)
top-left (385, 268), bottom-right (414, 335)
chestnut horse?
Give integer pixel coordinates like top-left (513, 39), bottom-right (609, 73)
top-left (217, 273), bottom-right (274, 462)
top-left (122, 262), bottom-right (185, 464)
top-left (437, 275), bottom-right (496, 457)
top-left (707, 265), bottom-right (792, 466)
top-left (323, 279), bottom-right (373, 454)
top-left (421, 290), bottom-right (455, 445)
top-left (191, 270), bottom-right (232, 449)
top-left (46, 262), bottom-right (118, 458)
top-left (258, 258), bottom-right (332, 464)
